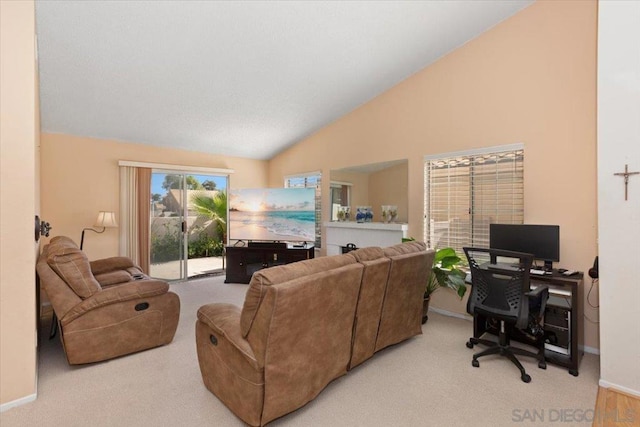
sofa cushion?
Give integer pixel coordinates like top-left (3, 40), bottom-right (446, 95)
top-left (47, 246), bottom-right (102, 299)
top-left (89, 256), bottom-right (137, 275)
top-left (348, 246), bottom-right (391, 369)
top-left (349, 246), bottom-right (385, 262)
top-left (240, 253), bottom-right (357, 337)
top-left (49, 235), bottom-right (79, 250)
top-left (383, 241), bottom-right (427, 256)
top-left (94, 270), bottom-right (134, 287)
top-left (375, 245), bottom-right (433, 352)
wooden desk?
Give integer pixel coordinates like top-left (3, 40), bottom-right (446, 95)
top-left (532, 272), bottom-right (583, 376)
top-left (472, 271), bottom-right (583, 376)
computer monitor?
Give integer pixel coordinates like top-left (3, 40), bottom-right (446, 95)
top-left (489, 224), bottom-right (560, 271)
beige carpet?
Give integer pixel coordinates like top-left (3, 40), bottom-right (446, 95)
top-left (1, 276), bottom-right (600, 426)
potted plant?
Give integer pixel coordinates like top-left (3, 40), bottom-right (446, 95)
top-left (423, 247), bottom-right (467, 324)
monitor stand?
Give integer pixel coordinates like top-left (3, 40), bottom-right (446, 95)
top-left (544, 260), bottom-right (553, 272)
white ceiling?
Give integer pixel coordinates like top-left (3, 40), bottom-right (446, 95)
top-left (35, 0), bottom-right (533, 160)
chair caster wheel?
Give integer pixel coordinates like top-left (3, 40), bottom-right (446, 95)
top-left (466, 341), bottom-right (474, 349)
top-left (521, 374), bottom-right (531, 383)
top-left (538, 361), bottom-right (547, 369)
top-left (472, 359), bottom-right (479, 368)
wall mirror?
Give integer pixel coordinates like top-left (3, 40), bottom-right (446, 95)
top-left (330, 159), bottom-right (408, 223)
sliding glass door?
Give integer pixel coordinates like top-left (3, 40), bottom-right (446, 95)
top-left (149, 171), bottom-right (228, 281)
top-left (149, 172), bottom-right (186, 280)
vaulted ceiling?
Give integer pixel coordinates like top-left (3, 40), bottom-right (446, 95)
top-left (35, 0), bottom-right (533, 160)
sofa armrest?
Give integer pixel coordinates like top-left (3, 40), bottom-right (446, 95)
top-left (90, 257), bottom-right (138, 275)
top-left (61, 280), bottom-right (169, 325)
top-left (198, 303), bottom-right (257, 367)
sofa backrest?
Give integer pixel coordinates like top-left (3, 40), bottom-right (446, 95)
top-left (37, 241), bottom-right (85, 319)
top-left (243, 257), bottom-right (364, 425)
top-left (347, 246), bottom-right (390, 369)
top-left (375, 242), bottom-right (434, 352)
top-left (44, 237), bottom-right (102, 298)
top-left (383, 241), bottom-right (428, 256)
top-left (240, 253), bottom-right (357, 337)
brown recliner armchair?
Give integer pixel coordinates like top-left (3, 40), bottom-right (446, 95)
top-left (196, 254), bottom-right (365, 426)
top-left (37, 236), bottom-right (180, 364)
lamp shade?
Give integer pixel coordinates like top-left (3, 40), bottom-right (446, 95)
top-left (94, 211), bottom-right (118, 228)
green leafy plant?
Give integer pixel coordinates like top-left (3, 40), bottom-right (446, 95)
top-left (188, 234), bottom-right (224, 259)
top-left (150, 223), bottom-right (182, 263)
top-left (426, 247), bottom-right (468, 299)
top-left (191, 190), bottom-right (227, 242)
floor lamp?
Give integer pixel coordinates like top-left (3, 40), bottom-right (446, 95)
top-left (80, 211), bottom-right (118, 250)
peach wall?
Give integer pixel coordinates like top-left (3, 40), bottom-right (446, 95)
top-left (269, 1), bottom-right (599, 349)
top-left (1, 0), bottom-right (38, 407)
top-left (40, 133), bottom-right (269, 261)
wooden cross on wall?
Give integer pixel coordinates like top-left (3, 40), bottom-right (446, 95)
top-left (614, 164), bottom-right (640, 201)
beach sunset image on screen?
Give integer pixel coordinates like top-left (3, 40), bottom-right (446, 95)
top-left (229, 188), bottom-right (315, 242)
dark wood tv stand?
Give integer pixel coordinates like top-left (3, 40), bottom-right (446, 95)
top-left (225, 243), bottom-right (315, 284)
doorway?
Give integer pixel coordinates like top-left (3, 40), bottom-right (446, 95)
top-left (149, 171), bottom-right (228, 281)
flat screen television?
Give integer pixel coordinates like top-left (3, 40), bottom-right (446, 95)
top-left (229, 188), bottom-right (316, 243)
top-left (489, 224), bottom-right (560, 270)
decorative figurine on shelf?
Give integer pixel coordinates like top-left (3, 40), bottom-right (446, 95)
top-left (365, 208), bottom-right (373, 222)
top-left (381, 205), bottom-right (398, 223)
top-left (355, 206), bottom-right (372, 223)
top-left (337, 206), bottom-right (350, 221)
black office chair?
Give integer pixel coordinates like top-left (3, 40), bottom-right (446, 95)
top-left (463, 247), bottom-right (549, 383)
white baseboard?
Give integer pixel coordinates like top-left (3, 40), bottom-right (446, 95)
top-left (598, 380), bottom-right (640, 398)
top-left (0, 393), bottom-right (37, 413)
top-left (580, 344), bottom-right (600, 355)
top-left (428, 306), bottom-right (473, 321)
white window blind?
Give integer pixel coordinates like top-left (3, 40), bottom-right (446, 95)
top-left (284, 172), bottom-right (322, 248)
top-left (424, 146), bottom-right (524, 255)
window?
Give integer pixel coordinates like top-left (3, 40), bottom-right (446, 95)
top-left (284, 172), bottom-right (322, 248)
top-left (424, 144), bottom-right (524, 255)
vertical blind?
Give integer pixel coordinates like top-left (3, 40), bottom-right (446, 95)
top-left (284, 172), bottom-right (322, 248)
top-left (424, 146), bottom-right (524, 255)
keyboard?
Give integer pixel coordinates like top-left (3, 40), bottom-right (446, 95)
top-left (530, 268), bottom-right (548, 276)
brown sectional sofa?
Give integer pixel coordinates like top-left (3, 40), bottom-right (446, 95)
top-left (196, 241), bottom-right (434, 426)
top-left (37, 236), bottom-right (180, 364)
